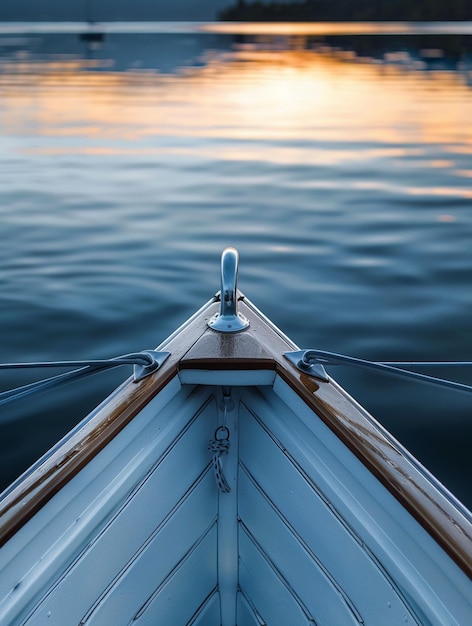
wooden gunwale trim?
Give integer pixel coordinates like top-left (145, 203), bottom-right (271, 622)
top-left (276, 367), bottom-right (472, 579)
top-left (0, 368), bottom-right (177, 547)
top-left (0, 299), bottom-right (221, 547)
top-left (251, 302), bottom-right (472, 578)
top-left (243, 298), bottom-right (472, 579)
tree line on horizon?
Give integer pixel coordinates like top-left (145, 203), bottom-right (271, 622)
top-left (219, 0), bottom-right (472, 21)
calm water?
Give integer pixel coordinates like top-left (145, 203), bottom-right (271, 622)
top-left (0, 23), bottom-right (471, 507)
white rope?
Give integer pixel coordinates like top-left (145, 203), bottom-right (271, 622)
top-left (208, 426), bottom-right (231, 493)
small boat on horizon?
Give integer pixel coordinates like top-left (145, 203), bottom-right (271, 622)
top-left (79, 0), bottom-right (104, 43)
top-left (79, 28), bottom-right (105, 44)
top-left (0, 248), bottom-right (471, 625)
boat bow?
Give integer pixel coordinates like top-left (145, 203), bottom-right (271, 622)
top-left (0, 248), bottom-right (471, 625)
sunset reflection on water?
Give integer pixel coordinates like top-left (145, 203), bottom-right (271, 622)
top-left (1, 40), bottom-right (471, 200)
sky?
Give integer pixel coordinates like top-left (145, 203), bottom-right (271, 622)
top-left (0, 0), bottom-right (232, 22)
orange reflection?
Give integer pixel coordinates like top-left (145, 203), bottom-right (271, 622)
top-left (198, 21), bottom-right (467, 36)
top-left (1, 43), bottom-right (471, 191)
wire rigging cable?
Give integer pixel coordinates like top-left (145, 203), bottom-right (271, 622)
top-left (0, 351), bottom-right (169, 406)
top-left (291, 349), bottom-right (472, 395)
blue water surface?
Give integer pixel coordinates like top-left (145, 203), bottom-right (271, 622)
top-left (0, 22), bottom-right (471, 507)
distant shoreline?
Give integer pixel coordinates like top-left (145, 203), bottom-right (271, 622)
top-left (219, 1), bottom-right (472, 23)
